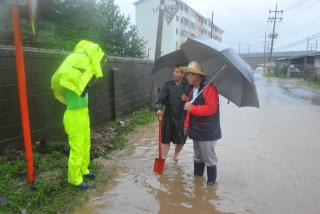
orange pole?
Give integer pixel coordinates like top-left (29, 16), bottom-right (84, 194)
top-left (11, 5), bottom-right (35, 183)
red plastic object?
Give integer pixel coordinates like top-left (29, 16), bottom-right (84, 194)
top-left (11, 5), bottom-right (35, 184)
top-left (153, 120), bottom-right (165, 174)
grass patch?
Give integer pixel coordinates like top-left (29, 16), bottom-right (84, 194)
top-left (301, 80), bottom-right (320, 89)
top-left (0, 152), bottom-right (83, 214)
top-left (111, 108), bottom-right (155, 150)
top-left (0, 108), bottom-right (155, 214)
top-left (262, 71), bottom-right (276, 77)
top-left (262, 71), bottom-right (287, 78)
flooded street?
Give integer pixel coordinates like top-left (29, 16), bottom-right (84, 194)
top-left (73, 73), bottom-right (320, 214)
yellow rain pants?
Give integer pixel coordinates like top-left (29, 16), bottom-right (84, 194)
top-left (63, 107), bottom-right (91, 185)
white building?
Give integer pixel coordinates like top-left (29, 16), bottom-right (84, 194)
top-left (134, 0), bottom-right (224, 60)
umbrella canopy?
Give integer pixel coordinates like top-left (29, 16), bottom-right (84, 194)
top-left (151, 49), bottom-right (189, 88)
top-left (152, 36), bottom-right (259, 108)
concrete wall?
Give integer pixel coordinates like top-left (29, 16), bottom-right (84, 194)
top-left (315, 55), bottom-right (320, 80)
top-left (0, 46), bottom-right (154, 151)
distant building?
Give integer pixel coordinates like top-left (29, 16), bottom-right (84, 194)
top-left (276, 52), bottom-right (320, 80)
top-left (134, 0), bottom-right (224, 59)
top-left (240, 51), bottom-right (316, 69)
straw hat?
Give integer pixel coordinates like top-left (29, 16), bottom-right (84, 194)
top-left (180, 61), bottom-right (208, 76)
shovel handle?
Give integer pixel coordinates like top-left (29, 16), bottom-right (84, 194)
top-left (159, 119), bottom-right (162, 159)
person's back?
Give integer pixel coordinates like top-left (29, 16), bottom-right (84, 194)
top-left (51, 40), bottom-right (105, 189)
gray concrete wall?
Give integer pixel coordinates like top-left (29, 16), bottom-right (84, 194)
top-left (0, 46), bottom-right (154, 151)
top-left (315, 56), bottom-right (320, 81)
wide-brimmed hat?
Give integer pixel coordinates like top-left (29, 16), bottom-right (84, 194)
top-left (180, 61), bottom-right (208, 76)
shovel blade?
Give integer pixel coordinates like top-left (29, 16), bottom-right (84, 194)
top-left (153, 158), bottom-right (165, 174)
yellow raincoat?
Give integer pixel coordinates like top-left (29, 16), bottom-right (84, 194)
top-left (51, 40), bottom-right (105, 186)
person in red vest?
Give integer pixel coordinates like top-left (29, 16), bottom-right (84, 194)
top-left (181, 61), bottom-right (222, 185)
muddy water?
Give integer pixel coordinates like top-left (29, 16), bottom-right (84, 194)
top-left (73, 73), bottom-right (320, 214)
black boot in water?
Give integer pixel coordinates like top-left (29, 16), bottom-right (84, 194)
top-left (207, 165), bottom-right (217, 185)
top-left (194, 162), bottom-right (205, 176)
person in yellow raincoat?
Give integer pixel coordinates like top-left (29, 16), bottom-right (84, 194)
top-left (51, 40), bottom-right (105, 189)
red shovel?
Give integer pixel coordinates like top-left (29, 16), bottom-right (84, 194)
top-left (153, 119), bottom-right (165, 174)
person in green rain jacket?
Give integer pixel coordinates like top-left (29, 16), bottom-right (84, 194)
top-left (51, 40), bottom-right (105, 189)
top-left (155, 65), bottom-right (190, 161)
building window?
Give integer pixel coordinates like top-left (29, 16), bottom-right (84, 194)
top-left (181, 30), bottom-right (190, 37)
top-left (201, 29), bottom-right (207, 34)
top-left (184, 18), bottom-right (189, 26)
top-left (176, 16), bottom-right (179, 22)
top-left (184, 5), bottom-right (189, 13)
top-left (176, 28), bottom-right (179, 35)
top-left (191, 22), bottom-right (195, 29)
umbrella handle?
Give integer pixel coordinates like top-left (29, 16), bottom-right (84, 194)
top-left (190, 65), bottom-right (227, 104)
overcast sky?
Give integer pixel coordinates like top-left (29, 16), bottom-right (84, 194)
top-left (114, 0), bottom-right (320, 53)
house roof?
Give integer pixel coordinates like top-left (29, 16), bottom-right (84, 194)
top-left (242, 51), bottom-right (315, 59)
top-left (133, 0), bottom-right (144, 5)
top-left (276, 52), bottom-right (318, 61)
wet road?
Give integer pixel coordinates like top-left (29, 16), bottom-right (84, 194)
top-left (73, 72), bottom-right (320, 214)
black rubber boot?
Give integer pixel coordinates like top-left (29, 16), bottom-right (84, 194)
top-left (207, 165), bottom-right (217, 185)
top-left (194, 162), bottom-right (205, 176)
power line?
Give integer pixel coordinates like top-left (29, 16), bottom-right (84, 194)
top-left (280, 0), bottom-right (301, 9)
top-left (283, 0), bottom-right (320, 18)
top-left (275, 32), bottom-right (320, 49)
top-left (283, 0), bottom-right (308, 11)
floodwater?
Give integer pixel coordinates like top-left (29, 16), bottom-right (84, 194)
top-left (73, 73), bottom-right (320, 214)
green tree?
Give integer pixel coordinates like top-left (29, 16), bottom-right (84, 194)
top-left (20, 0), bottom-right (145, 57)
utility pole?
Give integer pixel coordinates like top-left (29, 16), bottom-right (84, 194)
top-left (147, 48), bottom-right (151, 60)
top-left (210, 12), bottom-right (214, 38)
top-left (264, 31), bottom-right (267, 68)
top-left (307, 37), bottom-right (310, 52)
top-left (268, 3), bottom-right (283, 70)
top-left (154, 0), bottom-right (165, 59)
top-left (153, 0), bottom-right (179, 59)
top-left (316, 40), bottom-right (318, 52)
